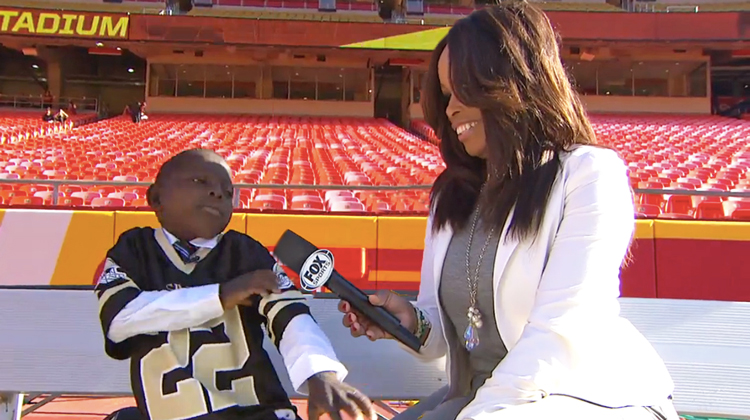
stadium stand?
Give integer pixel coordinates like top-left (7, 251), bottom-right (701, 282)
top-left (410, 120), bottom-right (437, 146)
top-left (3, 113), bottom-right (750, 218)
top-left (0, 111), bottom-right (96, 146)
top-left (0, 115), bottom-right (440, 211)
top-left (412, 114), bottom-right (750, 219)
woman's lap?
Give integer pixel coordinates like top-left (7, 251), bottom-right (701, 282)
top-left (393, 389), bottom-right (680, 420)
top-left (490, 396), bottom-right (679, 420)
top-left (392, 386), bottom-right (471, 420)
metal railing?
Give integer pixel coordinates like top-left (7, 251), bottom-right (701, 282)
top-left (623, 1), bottom-right (701, 13)
top-left (665, 5), bottom-right (699, 12)
top-left (0, 179), bottom-right (433, 207)
top-left (635, 188), bottom-right (750, 198)
top-left (0, 95), bottom-right (98, 113)
top-left (1, 178), bottom-right (749, 207)
top-left (628, 1), bottom-right (656, 12)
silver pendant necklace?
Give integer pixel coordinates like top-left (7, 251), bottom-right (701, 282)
top-left (463, 199), bottom-right (496, 352)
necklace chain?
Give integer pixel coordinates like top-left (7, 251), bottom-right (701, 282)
top-left (465, 208), bottom-right (496, 311)
top-left (463, 187), bottom-right (496, 351)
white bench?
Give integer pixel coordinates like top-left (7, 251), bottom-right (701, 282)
top-left (0, 290), bottom-right (748, 420)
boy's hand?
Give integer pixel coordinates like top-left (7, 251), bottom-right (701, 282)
top-left (219, 270), bottom-right (281, 310)
top-left (307, 372), bottom-right (376, 420)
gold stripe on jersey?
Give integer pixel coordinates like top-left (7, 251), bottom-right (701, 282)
top-left (259, 290), bottom-right (309, 345)
top-left (258, 290), bottom-right (306, 314)
top-left (98, 282), bottom-right (136, 313)
top-left (153, 229), bottom-right (214, 275)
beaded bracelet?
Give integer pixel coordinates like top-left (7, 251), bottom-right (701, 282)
top-left (412, 305), bottom-right (431, 346)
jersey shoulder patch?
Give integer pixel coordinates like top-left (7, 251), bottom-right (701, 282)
top-left (97, 258), bottom-right (129, 286)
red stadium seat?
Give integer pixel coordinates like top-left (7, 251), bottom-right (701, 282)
top-left (636, 204), bottom-right (661, 217)
top-left (58, 196), bottom-right (84, 207)
top-left (329, 201), bottom-right (366, 212)
top-left (9, 196), bottom-right (43, 206)
top-left (291, 201), bottom-right (325, 211)
top-left (250, 200), bottom-right (285, 210)
top-left (664, 195), bottom-right (693, 216)
top-left (70, 191), bottom-right (101, 205)
top-left (131, 198), bottom-right (150, 207)
top-left (694, 201), bottom-right (725, 220)
top-left (731, 209), bottom-right (750, 220)
top-left (91, 197), bottom-right (126, 208)
top-left (2, 113), bottom-right (749, 217)
top-left (34, 191), bottom-right (63, 205)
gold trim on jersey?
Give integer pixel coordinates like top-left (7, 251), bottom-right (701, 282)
top-left (154, 229), bottom-right (215, 275)
top-left (259, 290), bottom-right (307, 344)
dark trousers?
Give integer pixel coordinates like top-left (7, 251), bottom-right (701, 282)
top-left (103, 407), bottom-right (144, 420)
top-left (103, 405), bottom-right (302, 420)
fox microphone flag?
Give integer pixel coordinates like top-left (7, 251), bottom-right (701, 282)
top-left (273, 230), bottom-right (422, 352)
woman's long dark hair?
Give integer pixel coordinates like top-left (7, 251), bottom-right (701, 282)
top-left (422, 0), bottom-right (597, 241)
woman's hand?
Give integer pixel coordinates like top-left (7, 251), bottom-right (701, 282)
top-left (337, 290), bottom-right (417, 341)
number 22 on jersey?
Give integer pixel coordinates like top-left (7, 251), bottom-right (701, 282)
top-left (140, 308), bottom-right (259, 420)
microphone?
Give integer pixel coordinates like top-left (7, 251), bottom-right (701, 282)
top-left (273, 230), bottom-right (422, 352)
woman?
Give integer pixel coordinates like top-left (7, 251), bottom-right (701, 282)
top-left (338, 2), bottom-right (678, 419)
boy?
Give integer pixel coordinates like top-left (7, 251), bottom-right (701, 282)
top-left (94, 149), bottom-right (375, 420)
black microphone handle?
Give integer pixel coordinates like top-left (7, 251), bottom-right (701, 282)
top-left (271, 229), bottom-right (421, 352)
top-left (327, 272), bottom-right (422, 352)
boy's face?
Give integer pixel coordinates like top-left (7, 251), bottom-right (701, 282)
top-left (152, 154), bottom-right (234, 240)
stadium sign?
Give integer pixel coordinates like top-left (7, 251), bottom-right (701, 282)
top-left (342, 27), bottom-right (450, 51)
top-left (0, 9), bottom-right (129, 40)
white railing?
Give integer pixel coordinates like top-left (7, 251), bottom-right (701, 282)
top-left (0, 179), bottom-right (433, 207)
top-left (0, 95), bottom-right (98, 113)
top-left (1, 178), bottom-right (749, 206)
top-left (665, 5), bottom-right (699, 12)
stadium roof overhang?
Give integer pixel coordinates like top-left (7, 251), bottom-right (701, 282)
top-left (0, 36), bottom-right (436, 66)
top-left (1, 6), bottom-right (749, 56)
top-left (3, 34), bottom-right (749, 57)
top-left (3, 6), bottom-right (750, 52)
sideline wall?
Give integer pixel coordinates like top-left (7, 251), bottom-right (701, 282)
top-left (0, 209), bottom-right (747, 302)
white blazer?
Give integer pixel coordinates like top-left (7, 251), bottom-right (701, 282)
top-left (407, 145), bottom-right (674, 420)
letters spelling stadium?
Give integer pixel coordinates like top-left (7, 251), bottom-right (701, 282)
top-left (0, 0), bottom-right (748, 418)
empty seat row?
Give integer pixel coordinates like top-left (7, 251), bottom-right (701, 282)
top-left (413, 115), bottom-right (750, 220)
top-left (0, 114), bottom-right (440, 213)
top-left (3, 113), bottom-right (749, 217)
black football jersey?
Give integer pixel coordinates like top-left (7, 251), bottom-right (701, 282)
top-left (94, 227), bottom-right (310, 420)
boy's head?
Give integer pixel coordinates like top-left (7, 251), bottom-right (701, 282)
top-left (147, 148), bottom-right (234, 241)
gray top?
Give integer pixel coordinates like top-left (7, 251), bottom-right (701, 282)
top-left (439, 207), bottom-right (508, 396)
